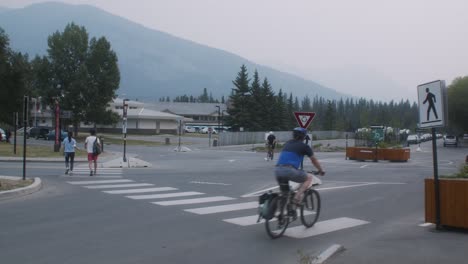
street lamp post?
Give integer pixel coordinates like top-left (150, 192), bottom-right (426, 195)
top-left (123, 99), bottom-right (129, 162)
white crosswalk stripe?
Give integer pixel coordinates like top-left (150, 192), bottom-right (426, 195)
top-left (185, 201), bottom-right (258, 215)
top-left (103, 187), bottom-right (178, 194)
top-left (84, 183), bottom-right (154, 189)
top-left (126, 191), bottom-right (204, 200)
top-left (66, 168), bottom-right (123, 175)
top-left (67, 179), bottom-right (133, 185)
top-left (222, 211), bottom-right (314, 226)
top-left (153, 196), bottom-right (235, 206)
top-left (284, 217), bottom-right (369, 238)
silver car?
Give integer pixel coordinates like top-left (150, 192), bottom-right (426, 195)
top-left (443, 135), bottom-right (458, 147)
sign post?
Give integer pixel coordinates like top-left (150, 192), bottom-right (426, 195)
top-left (417, 80), bottom-right (447, 230)
top-left (294, 112), bottom-right (316, 169)
top-left (123, 99), bottom-right (129, 162)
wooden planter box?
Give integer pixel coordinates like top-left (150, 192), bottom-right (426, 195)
top-left (425, 178), bottom-right (468, 229)
top-left (346, 147), bottom-right (410, 162)
top-left (380, 148), bottom-right (410, 162)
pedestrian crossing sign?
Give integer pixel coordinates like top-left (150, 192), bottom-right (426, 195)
top-left (417, 80), bottom-right (447, 128)
top-left (294, 112), bottom-right (316, 128)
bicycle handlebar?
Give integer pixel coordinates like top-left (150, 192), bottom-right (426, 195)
top-left (307, 170), bottom-right (325, 176)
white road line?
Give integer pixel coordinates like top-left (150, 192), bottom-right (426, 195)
top-left (189, 181), bottom-right (232, 186)
top-left (84, 183), bottom-right (154, 189)
top-left (360, 164), bottom-right (368, 168)
top-left (184, 201), bottom-right (258, 215)
top-left (316, 183), bottom-right (379, 191)
top-left (223, 211), bottom-right (314, 226)
top-left (312, 244), bottom-right (345, 264)
top-left (71, 168), bottom-right (122, 171)
top-left (126, 191), bottom-right (204, 200)
top-left (284, 217), bottom-right (369, 238)
top-left (67, 179), bottom-right (133, 185)
top-left (419, 223), bottom-right (434, 227)
top-left (153, 196), bottom-right (235, 206)
top-left (68, 172), bottom-right (123, 175)
top-left (242, 181), bottom-right (399, 198)
top-left (241, 186), bottom-right (278, 198)
top-left (103, 187), bottom-right (177, 194)
top-left (61, 175), bottom-right (122, 178)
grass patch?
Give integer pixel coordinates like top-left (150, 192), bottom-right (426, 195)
top-left (0, 143), bottom-right (87, 158)
top-left (0, 178), bottom-right (33, 191)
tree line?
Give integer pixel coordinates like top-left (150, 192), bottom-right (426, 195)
top-left (224, 65), bottom-right (422, 132)
top-left (159, 88), bottom-right (226, 103)
top-left (0, 23), bottom-right (120, 135)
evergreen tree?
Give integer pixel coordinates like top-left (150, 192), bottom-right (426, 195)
top-left (225, 64), bottom-right (251, 131)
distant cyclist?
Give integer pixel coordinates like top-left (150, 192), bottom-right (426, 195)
top-left (275, 127), bottom-right (325, 204)
top-left (266, 131), bottom-right (277, 161)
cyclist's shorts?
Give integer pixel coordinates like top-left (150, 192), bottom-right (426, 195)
top-left (268, 143), bottom-right (275, 149)
top-left (275, 166), bottom-right (307, 184)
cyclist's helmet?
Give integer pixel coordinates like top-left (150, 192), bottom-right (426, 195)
top-left (269, 131), bottom-right (274, 135)
top-left (293, 127), bottom-right (307, 140)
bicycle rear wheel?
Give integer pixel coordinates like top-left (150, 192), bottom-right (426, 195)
top-left (300, 189), bottom-right (321, 228)
top-left (265, 196), bottom-right (289, 239)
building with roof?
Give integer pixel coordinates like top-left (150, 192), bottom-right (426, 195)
top-left (144, 102), bottom-right (228, 130)
top-left (27, 98), bottom-right (230, 134)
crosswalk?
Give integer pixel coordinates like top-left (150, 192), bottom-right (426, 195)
top-left (66, 178), bottom-right (370, 239)
top-left (61, 167), bottom-right (123, 178)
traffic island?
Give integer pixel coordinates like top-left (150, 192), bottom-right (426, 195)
top-left (102, 157), bottom-right (152, 168)
top-left (0, 176), bottom-right (42, 200)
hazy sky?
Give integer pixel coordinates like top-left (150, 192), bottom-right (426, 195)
top-left (2, 0), bottom-right (468, 102)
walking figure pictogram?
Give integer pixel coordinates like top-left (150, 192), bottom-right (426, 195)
top-left (423, 88), bottom-right (438, 121)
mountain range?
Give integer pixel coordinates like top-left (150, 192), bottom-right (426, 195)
top-left (0, 2), bottom-right (348, 101)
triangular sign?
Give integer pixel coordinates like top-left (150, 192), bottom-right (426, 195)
top-left (294, 112), bottom-right (316, 128)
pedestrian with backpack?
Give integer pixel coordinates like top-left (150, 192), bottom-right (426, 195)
top-left (62, 131), bottom-right (77, 175)
top-left (85, 128), bottom-right (101, 176)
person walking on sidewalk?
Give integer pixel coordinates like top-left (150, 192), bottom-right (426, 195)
top-left (85, 129), bottom-right (101, 176)
top-left (62, 131), bottom-right (77, 175)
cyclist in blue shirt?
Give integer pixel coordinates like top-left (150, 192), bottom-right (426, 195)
top-left (275, 127), bottom-right (324, 204)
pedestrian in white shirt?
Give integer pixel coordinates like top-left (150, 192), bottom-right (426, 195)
top-left (84, 129), bottom-right (101, 176)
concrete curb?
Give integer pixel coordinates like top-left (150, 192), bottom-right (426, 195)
top-left (312, 244), bottom-right (345, 264)
top-left (0, 176), bottom-right (42, 201)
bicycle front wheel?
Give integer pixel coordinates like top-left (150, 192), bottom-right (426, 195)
top-left (300, 189), bottom-right (321, 228)
top-left (265, 196), bottom-right (289, 239)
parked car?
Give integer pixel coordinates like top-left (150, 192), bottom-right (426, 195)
top-left (184, 126), bottom-right (196, 133)
top-left (0, 128), bottom-right (6, 141)
top-left (200, 127), bottom-right (217, 134)
top-left (27, 127), bottom-right (50, 139)
top-left (46, 129), bottom-right (67, 141)
top-left (443, 135), bottom-right (458, 147)
top-left (406, 134), bottom-right (420, 145)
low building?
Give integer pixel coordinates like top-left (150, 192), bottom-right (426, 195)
top-left (144, 102), bottom-right (228, 129)
top-left (29, 98), bottom-right (189, 135)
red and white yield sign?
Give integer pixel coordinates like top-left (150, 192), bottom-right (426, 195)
top-left (294, 112), bottom-right (316, 128)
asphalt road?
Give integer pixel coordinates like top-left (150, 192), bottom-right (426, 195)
top-left (0, 139), bottom-right (467, 264)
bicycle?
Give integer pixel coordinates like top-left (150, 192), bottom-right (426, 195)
top-left (260, 171), bottom-right (322, 239)
top-left (265, 143), bottom-right (274, 161)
